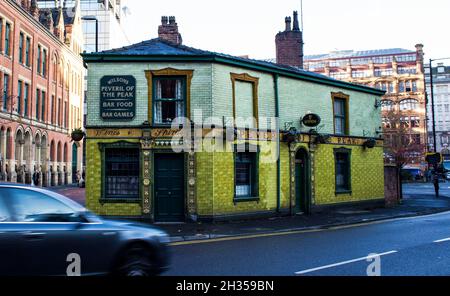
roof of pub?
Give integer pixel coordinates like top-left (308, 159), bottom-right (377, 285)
top-left (82, 38), bottom-right (385, 96)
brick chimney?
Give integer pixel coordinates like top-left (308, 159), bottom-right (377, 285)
top-left (158, 16), bottom-right (182, 45)
top-left (275, 11), bottom-right (304, 68)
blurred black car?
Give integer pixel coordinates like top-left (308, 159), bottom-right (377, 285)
top-left (0, 184), bottom-right (170, 276)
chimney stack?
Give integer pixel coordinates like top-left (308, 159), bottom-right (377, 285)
top-left (285, 17), bottom-right (291, 31)
top-left (158, 16), bottom-right (183, 45)
top-left (293, 11), bottom-right (300, 31)
top-left (275, 11), bottom-right (304, 68)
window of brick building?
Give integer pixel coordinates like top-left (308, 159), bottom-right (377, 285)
top-left (17, 80), bottom-right (22, 114)
top-left (2, 73), bottom-right (9, 111)
top-left (19, 33), bottom-right (24, 64)
top-left (25, 37), bottom-right (31, 67)
top-left (4, 23), bottom-right (11, 56)
top-left (24, 83), bottom-right (29, 116)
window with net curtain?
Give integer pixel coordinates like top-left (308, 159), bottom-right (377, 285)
top-left (153, 77), bottom-right (185, 125)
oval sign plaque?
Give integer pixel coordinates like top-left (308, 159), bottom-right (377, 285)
top-left (302, 113), bottom-right (321, 127)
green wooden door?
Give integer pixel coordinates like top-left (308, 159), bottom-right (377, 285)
top-left (295, 150), bottom-right (310, 214)
top-left (154, 154), bottom-right (185, 222)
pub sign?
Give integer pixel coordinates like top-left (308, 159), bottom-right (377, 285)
top-left (100, 76), bottom-right (136, 120)
top-left (302, 113), bottom-right (321, 127)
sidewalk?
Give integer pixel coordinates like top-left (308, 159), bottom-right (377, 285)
top-left (49, 185), bottom-right (450, 243)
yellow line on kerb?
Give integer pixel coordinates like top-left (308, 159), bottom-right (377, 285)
top-left (169, 211), bottom-right (450, 246)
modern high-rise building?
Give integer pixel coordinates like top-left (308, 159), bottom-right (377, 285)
top-left (303, 46), bottom-right (427, 168)
top-left (37, 0), bottom-right (130, 53)
top-left (425, 63), bottom-right (450, 158)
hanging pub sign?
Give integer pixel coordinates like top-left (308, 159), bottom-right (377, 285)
top-left (100, 76), bottom-right (136, 120)
top-left (302, 113), bottom-right (321, 127)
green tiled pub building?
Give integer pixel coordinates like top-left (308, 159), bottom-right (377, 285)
top-left (83, 15), bottom-right (386, 222)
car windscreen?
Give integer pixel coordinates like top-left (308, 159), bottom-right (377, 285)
top-left (3, 188), bottom-right (78, 222)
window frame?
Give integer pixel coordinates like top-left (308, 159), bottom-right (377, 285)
top-left (2, 73), bottom-right (9, 111)
top-left (233, 144), bottom-right (260, 202)
top-left (17, 80), bottom-right (22, 114)
top-left (4, 22), bottom-right (11, 56)
top-left (331, 92), bottom-right (350, 136)
top-left (99, 141), bottom-right (141, 203)
top-left (151, 76), bottom-right (187, 126)
top-left (231, 73), bottom-right (259, 129)
top-left (23, 83), bottom-right (29, 117)
top-left (334, 147), bottom-right (352, 195)
top-left (145, 68), bottom-right (194, 126)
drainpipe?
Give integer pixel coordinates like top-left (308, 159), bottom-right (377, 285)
top-left (274, 74), bottom-right (281, 214)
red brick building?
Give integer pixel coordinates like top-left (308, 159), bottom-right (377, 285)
top-left (0, 0), bottom-right (84, 186)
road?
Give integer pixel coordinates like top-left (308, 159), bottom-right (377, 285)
top-left (166, 210), bottom-right (450, 276)
top-left (403, 182), bottom-right (450, 198)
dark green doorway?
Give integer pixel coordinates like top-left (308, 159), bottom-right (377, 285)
top-left (295, 149), bottom-right (310, 214)
top-left (154, 153), bottom-right (185, 222)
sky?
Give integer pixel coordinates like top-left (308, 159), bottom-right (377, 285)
top-left (121, 0), bottom-right (450, 64)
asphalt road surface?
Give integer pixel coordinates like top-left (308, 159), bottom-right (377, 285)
top-left (166, 210), bottom-right (450, 276)
top-left (403, 182), bottom-right (450, 198)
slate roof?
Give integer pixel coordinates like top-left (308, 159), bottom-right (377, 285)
top-left (305, 48), bottom-right (415, 61)
top-left (94, 38), bottom-right (351, 82)
top-left (84, 38), bottom-right (385, 95)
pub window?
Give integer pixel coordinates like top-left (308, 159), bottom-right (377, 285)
top-left (334, 148), bottom-right (351, 193)
top-left (235, 151), bottom-right (258, 199)
top-left (333, 95), bottom-right (349, 135)
top-left (104, 148), bottom-right (140, 200)
top-left (153, 77), bottom-right (185, 125)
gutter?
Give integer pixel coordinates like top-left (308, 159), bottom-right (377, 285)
top-left (274, 74), bottom-right (281, 213)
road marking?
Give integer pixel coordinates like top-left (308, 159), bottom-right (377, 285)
top-left (169, 210), bottom-right (450, 246)
top-left (434, 237), bottom-right (450, 243)
top-left (294, 251), bottom-right (398, 275)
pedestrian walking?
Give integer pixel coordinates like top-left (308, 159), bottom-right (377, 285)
top-left (433, 173), bottom-right (440, 198)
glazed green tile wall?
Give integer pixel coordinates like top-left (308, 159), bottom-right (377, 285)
top-left (212, 64), bottom-right (276, 129)
top-left (314, 145), bottom-right (385, 205)
top-left (278, 76), bottom-right (382, 138)
top-left (86, 63), bottom-right (213, 126)
top-left (85, 138), bottom-right (142, 216)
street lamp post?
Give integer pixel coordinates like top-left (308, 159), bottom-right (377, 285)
top-left (81, 16), bottom-right (99, 52)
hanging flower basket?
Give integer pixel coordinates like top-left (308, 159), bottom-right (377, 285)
top-left (71, 129), bottom-right (85, 142)
top-left (363, 138), bottom-right (377, 149)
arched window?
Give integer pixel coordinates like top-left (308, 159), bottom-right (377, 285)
top-left (399, 99), bottom-right (419, 111)
top-left (381, 100), bottom-right (394, 111)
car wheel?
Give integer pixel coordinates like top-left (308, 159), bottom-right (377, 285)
top-left (117, 244), bottom-right (155, 276)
